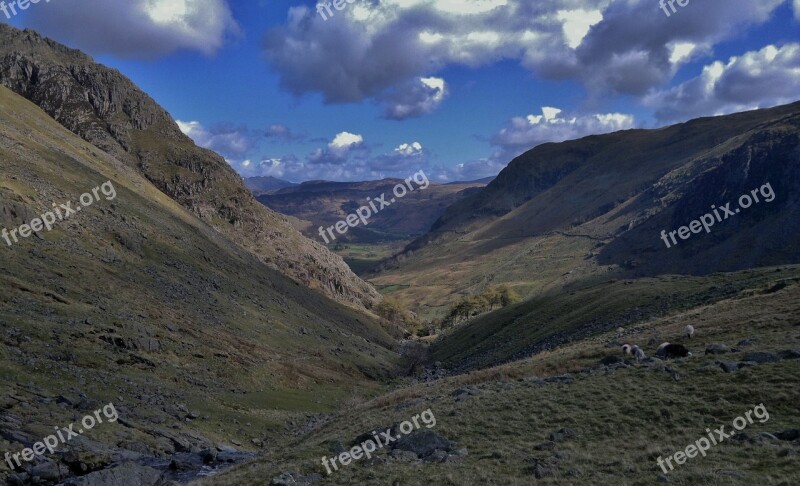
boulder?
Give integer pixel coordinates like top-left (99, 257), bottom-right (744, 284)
top-left (705, 343), bottom-right (729, 355)
top-left (742, 352), bottom-right (780, 364)
top-left (392, 430), bottom-right (451, 458)
top-left (61, 463), bottom-right (163, 486)
top-left (549, 428), bottom-right (578, 442)
top-left (778, 349), bottom-right (800, 360)
top-left (269, 471), bottom-right (320, 486)
top-left (600, 355), bottom-right (622, 366)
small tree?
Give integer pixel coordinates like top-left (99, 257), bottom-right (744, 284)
top-left (496, 284), bottom-right (520, 307)
top-left (376, 296), bottom-right (421, 336)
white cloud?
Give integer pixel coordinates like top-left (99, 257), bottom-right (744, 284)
top-left (329, 132), bottom-right (364, 150)
top-left (264, 0), bottom-right (789, 107)
top-left (492, 106), bottom-right (635, 153)
top-left (27, 0), bottom-right (238, 58)
top-left (556, 9), bottom-right (603, 49)
top-left (382, 77), bottom-right (448, 120)
top-left (646, 43), bottom-right (800, 122)
top-left (394, 142), bottom-right (424, 156)
top-left (177, 120), bottom-right (255, 158)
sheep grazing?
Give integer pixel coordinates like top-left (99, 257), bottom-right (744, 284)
top-left (622, 344), bottom-right (632, 355)
top-left (632, 345), bottom-right (646, 361)
top-left (657, 343), bottom-right (692, 359)
top-left (685, 325), bottom-right (695, 339)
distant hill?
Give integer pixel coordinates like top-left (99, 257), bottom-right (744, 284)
top-left (446, 176), bottom-right (495, 185)
top-left (245, 176), bottom-right (297, 196)
top-left (257, 178), bottom-right (488, 244)
top-left (0, 24), bottom-right (378, 308)
top-left (371, 101), bottom-right (800, 317)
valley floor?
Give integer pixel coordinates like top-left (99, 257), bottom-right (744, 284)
top-left (200, 270), bottom-right (800, 485)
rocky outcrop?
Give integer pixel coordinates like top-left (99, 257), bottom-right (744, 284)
top-left (0, 24), bottom-right (379, 308)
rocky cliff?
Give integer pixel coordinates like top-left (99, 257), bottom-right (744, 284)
top-left (0, 24), bottom-right (380, 308)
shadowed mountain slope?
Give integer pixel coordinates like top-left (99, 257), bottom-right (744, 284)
top-left (0, 85), bottom-right (399, 484)
top-left (372, 102), bottom-right (800, 317)
top-left (0, 24), bottom-right (379, 308)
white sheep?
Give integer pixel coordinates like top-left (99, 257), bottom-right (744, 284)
top-left (685, 325), bottom-right (695, 339)
top-left (632, 345), bottom-right (646, 361)
top-left (621, 344), bottom-right (632, 355)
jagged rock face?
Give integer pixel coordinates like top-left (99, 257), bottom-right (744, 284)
top-left (0, 24), bottom-right (379, 308)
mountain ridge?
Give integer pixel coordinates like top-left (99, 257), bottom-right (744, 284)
top-left (0, 24), bottom-right (379, 308)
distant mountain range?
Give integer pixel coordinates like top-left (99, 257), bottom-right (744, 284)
top-left (256, 178), bottom-right (489, 244)
top-left (244, 176), bottom-right (297, 196)
top-left (374, 101), bottom-right (800, 317)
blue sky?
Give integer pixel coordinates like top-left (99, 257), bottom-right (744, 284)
top-left (4, 0), bottom-right (800, 182)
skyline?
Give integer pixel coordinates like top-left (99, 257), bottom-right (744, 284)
top-left (3, 0), bottom-right (800, 182)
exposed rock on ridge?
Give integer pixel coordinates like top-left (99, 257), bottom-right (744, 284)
top-left (0, 24), bottom-right (379, 308)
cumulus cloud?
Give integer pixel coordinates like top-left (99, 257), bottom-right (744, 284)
top-left (491, 107), bottom-right (635, 156)
top-left (569, 0), bottom-right (786, 95)
top-left (264, 0), bottom-right (790, 110)
top-left (381, 77), bottom-right (448, 120)
top-left (26, 0), bottom-right (239, 58)
top-left (262, 1), bottom-right (577, 106)
top-left (646, 43), bottom-right (800, 122)
top-left (233, 137), bottom-right (431, 181)
top-left (177, 120), bottom-right (256, 159)
top-left (394, 142), bottom-right (424, 157)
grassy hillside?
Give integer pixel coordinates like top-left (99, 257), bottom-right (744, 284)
top-left (0, 86), bottom-right (401, 483)
top-left (369, 102), bottom-right (800, 319)
top-left (203, 270), bottom-right (800, 485)
top-left (430, 267), bottom-right (800, 372)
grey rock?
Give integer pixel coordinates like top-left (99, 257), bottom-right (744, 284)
top-left (741, 352), bottom-right (780, 363)
top-left (774, 429), bottom-right (800, 441)
top-left (389, 449), bottom-right (419, 462)
top-left (528, 457), bottom-right (556, 479)
top-left (423, 449), bottom-right (448, 463)
top-left (549, 427), bottom-right (578, 442)
top-left (719, 361), bottom-right (739, 373)
top-left (778, 349), bottom-right (800, 360)
top-left (600, 355), bottom-right (622, 366)
top-left (61, 462), bottom-right (163, 486)
top-left (534, 441), bottom-right (556, 450)
top-left (705, 343), bottom-right (729, 355)
top-left (392, 430), bottom-right (451, 458)
top-left (270, 471), bottom-right (320, 486)
top-left (30, 461), bottom-right (63, 482)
